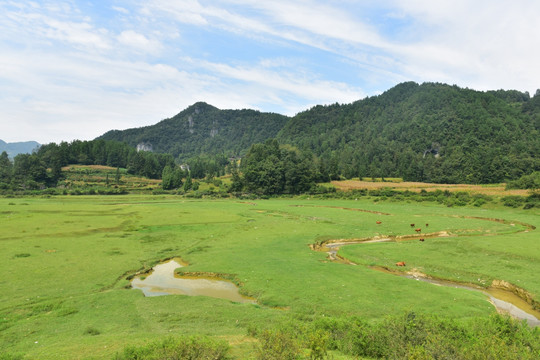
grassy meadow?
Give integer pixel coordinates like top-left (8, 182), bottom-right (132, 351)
top-left (1, 195), bottom-right (539, 358)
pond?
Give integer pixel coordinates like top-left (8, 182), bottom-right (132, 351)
top-left (131, 259), bottom-right (256, 304)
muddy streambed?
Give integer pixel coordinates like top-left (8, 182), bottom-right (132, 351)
top-left (319, 239), bottom-right (540, 327)
top-left (131, 259), bottom-right (256, 304)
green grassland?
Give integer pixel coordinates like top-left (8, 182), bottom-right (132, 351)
top-left (1, 196), bottom-right (539, 358)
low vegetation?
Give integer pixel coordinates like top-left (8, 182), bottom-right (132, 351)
top-left (0, 195), bottom-right (538, 358)
top-left (249, 312), bottom-right (540, 360)
top-left (114, 336), bottom-right (230, 360)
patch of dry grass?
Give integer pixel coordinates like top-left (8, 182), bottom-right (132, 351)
top-left (331, 180), bottom-right (529, 196)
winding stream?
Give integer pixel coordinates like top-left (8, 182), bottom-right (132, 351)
top-left (317, 238), bottom-right (540, 327)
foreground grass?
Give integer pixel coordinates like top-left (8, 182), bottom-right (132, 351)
top-left (0, 195), bottom-right (538, 358)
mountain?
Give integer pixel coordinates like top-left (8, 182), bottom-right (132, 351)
top-left (276, 82), bottom-right (540, 183)
top-left (0, 139), bottom-right (41, 158)
top-left (97, 83), bottom-right (540, 184)
top-left (98, 102), bottom-right (289, 161)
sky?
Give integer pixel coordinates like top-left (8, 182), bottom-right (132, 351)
top-left (1, 1), bottom-right (539, 144)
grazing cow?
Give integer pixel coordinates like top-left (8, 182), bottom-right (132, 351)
top-left (410, 223), bottom-right (415, 227)
top-left (415, 228), bottom-right (421, 233)
top-left (395, 261), bottom-right (406, 266)
top-left (376, 221), bottom-right (382, 224)
top-left (419, 238), bottom-right (425, 242)
top-left (425, 223), bottom-right (429, 227)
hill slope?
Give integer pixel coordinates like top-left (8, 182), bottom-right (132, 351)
top-left (98, 102), bottom-right (289, 161)
top-left (277, 82), bottom-right (540, 183)
top-left (97, 83), bottom-right (540, 184)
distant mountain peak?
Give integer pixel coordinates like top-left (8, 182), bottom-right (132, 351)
top-left (184, 102), bottom-right (218, 113)
top-left (98, 103), bottom-right (289, 160)
top-left (0, 140), bottom-right (41, 158)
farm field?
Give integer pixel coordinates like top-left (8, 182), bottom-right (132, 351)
top-left (0, 195), bottom-right (539, 359)
top-left (331, 179), bottom-right (530, 196)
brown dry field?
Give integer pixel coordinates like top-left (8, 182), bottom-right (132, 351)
top-left (61, 164), bottom-right (118, 171)
top-left (331, 180), bottom-right (529, 196)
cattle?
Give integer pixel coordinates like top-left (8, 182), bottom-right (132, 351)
top-left (419, 238), bottom-right (425, 242)
top-left (425, 223), bottom-right (429, 227)
top-left (415, 228), bottom-right (421, 233)
top-left (410, 223), bottom-right (415, 227)
top-left (395, 261), bottom-right (406, 266)
top-left (376, 221), bottom-right (382, 224)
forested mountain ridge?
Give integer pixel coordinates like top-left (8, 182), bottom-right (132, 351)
top-left (97, 82), bottom-right (540, 184)
top-left (98, 102), bottom-right (289, 161)
top-left (277, 82), bottom-right (540, 183)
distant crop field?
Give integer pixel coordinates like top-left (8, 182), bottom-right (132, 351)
top-left (332, 179), bottom-right (530, 196)
top-left (61, 164), bottom-right (119, 171)
top-left (0, 196), bottom-right (538, 358)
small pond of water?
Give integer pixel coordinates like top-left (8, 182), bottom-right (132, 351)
top-left (131, 259), bottom-right (256, 304)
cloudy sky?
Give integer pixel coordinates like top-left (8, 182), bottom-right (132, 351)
top-left (1, 0), bottom-right (539, 144)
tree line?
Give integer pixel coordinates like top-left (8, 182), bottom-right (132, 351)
top-left (0, 139), bottom-right (176, 191)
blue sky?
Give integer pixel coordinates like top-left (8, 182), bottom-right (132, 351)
top-left (1, 0), bottom-right (539, 144)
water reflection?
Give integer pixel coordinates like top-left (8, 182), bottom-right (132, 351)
top-left (131, 259), bottom-right (256, 304)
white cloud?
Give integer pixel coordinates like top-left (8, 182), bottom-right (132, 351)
top-left (1, 0), bottom-right (540, 144)
top-left (386, 0), bottom-right (540, 92)
top-left (112, 6), bottom-right (129, 15)
top-left (42, 18), bottom-right (111, 49)
top-left (193, 58), bottom-right (363, 105)
top-left (117, 30), bottom-right (162, 54)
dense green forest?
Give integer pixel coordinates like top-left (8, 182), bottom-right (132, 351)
top-left (277, 82), bottom-right (540, 183)
top-left (230, 139), bottom-right (319, 195)
top-left (99, 102), bottom-right (289, 161)
top-left (98, 82), bottom-right (540, 184)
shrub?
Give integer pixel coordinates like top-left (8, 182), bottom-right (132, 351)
top-left (256, 329), bottom-right (302, 360)
top-left (506, 172), bottom-right (540, 190)
top-left (83, 326), bottom-right (101, 336)
top-left (115, 336), bottom-right (230, 360)
top-left (502, 196), bottom-right (525, 208)
top-left (263, 313), bottom-right (540, 360)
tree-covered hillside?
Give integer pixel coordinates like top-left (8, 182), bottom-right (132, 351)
top-left (98, 102), bottom-right (289, 161)
top-left (97, 82), bottom-right (540, 184)
top-left (277, 82), bottom-right (540, 183)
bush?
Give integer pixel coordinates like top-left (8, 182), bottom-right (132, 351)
top-left (115, 336), bottom-right (230, 360)
top-left (83, 326), bottom-right (101, 336)
top-left (256, 329), bottom-right (302, 360)
top-left (506, 172), bottom-right (540, 190)
top-left (255, 313), bottom-right (540, 360)
top-left (502, 196), bottom-right (525, 208)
